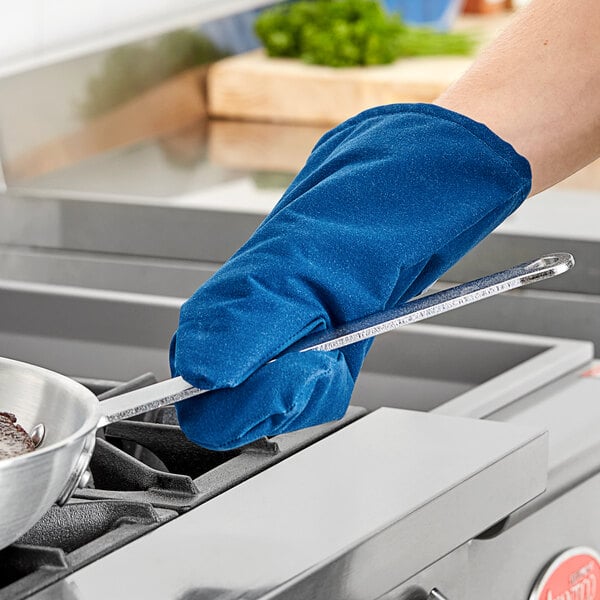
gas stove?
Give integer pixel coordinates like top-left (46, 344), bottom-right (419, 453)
top-left (0, 195), bottom-right (599, 599)
top-left (0, 2), bottom-right (598, 593)
top-left (0, 251), bottom-right (599, 599)
top-left (0, 372), bottom-right (366, 600)
top-left (1, 358), bottom-right (599, 600)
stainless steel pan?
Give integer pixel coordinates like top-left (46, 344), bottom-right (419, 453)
top-left (0, 253), bottom-right (574, 550)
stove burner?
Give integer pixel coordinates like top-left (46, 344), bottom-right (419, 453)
top-left (0, 374), bottom-right (364, 600)
top-left (1, 500), bottom-right (175, 596)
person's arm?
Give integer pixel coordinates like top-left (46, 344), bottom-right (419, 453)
top-left (436, 0), bottom-right (600, 196)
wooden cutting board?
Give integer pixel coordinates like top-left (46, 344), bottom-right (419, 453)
top-left (207, 14), bottom-right (512, 127)
top-left (209, 120), bottom-right (328, 173)
top-left (207, 50), bottom-right (473, 126)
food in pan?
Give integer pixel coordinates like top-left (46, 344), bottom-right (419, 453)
top-left (0, 412), bottom-right (36, 460)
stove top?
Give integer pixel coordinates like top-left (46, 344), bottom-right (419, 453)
top-left (0, 235), bottom-right (598, 599)
top-left (0, 374), bottom-right (365, 600)
top-left (0, 324), bottom-right (597, 600)
top-left (3, 356), bottom-right (600, 600)
top-left (16, 407), bottom-right (550, 600)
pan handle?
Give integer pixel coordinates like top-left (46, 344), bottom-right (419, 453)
top-left (96, 252), bottom-right (574, 428)
top-left (97, 376), bottom-right (203, 428)
top-left (283, 252), bottom-right (575, 354)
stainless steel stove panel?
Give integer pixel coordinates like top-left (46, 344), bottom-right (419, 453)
top-left (377, 546), bottom-right (469, 600)
top-left (0, 266), bottom-right (592, 404)
top-left (466, 472), bottom-right (600, 600)
top-left (32, 408), bottom-right (548, 600)
top-left (489, 365), bottom-right (600, 521)
top-left (0, 196), bottom-right (264, 263)
top-left (378, 366), bottom-right (600, 600)
top-left (377, 474), bottom-right (600, 600)
top-left (0, 246), bottom-right (217, 297)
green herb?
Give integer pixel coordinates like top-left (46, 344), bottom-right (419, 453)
top-left (255, 0), bottom-right (475, 67)
top-left (80, 30), bottom-right (226, 119)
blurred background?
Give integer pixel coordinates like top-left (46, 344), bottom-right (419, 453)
top-left (0, 0), bottom-right (596, 284)
top-left (0, 0), bottom-right (596, 208)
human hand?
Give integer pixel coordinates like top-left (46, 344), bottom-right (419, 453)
top-left (170, 103), bottom-right (531, 450)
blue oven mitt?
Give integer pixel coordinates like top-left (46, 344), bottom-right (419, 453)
top-left (170, 103), bottom-right (531, 450)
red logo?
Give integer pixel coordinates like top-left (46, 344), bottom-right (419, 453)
top-left (530, 548), bottom-right (600, 600)
top-left (580, 365), bottom-right (600, 379)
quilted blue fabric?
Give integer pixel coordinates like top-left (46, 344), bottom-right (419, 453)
top-left (170, 103), bottom-right (531, 450)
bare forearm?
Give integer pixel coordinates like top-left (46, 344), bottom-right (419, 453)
top-left (436, 0), bottom-right (600, 196)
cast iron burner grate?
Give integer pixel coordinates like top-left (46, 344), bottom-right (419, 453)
top-left (1, 500), bottom-right (176, 598)
top-left (0, 374), bottom-right (365, 600)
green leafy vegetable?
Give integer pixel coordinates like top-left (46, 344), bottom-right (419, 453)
top-left (255, 0), bottom-right (475, 67)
